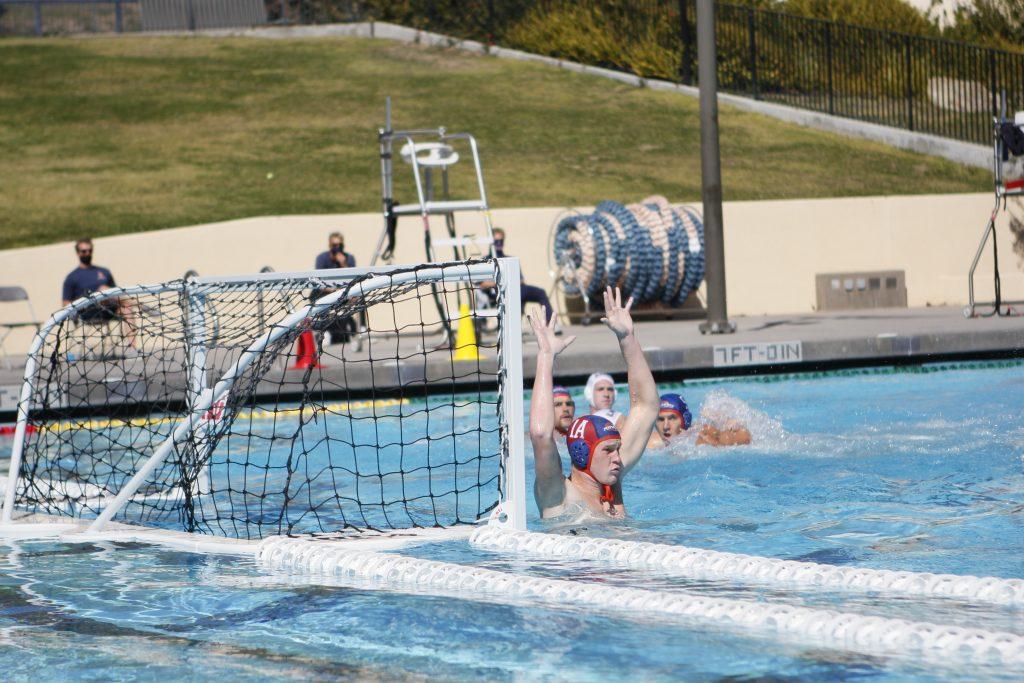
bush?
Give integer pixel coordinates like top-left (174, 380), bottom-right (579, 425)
top-left (779, 0), bottom-right (935, 36)
top-left (941, 0), bottom-right (1024, 52)
top-left (502, 1), bottom-right (681, 80)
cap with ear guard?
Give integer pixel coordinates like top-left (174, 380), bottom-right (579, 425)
top-left (658, 393), bottom-right (693, 430)
top-left (583, 373), bottom-right (617, 409)
top-left (565, 415), bottom-right (620, 504)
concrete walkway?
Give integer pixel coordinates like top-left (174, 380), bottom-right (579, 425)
top-left (544, 305), bottom-right (1024, 382)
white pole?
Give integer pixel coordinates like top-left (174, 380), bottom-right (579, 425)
top-left (497, 257), bottom-right (527, 531)
top-left (1, 352), bottom-right (39, 523)
top-left (185, 289), bottom-right (212, 495)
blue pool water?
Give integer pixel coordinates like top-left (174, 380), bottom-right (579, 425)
top-left (0, 362), bottom-right (1022, 681)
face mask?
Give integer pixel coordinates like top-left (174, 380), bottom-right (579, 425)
top-left (79, 254), bottom-right (92, 266)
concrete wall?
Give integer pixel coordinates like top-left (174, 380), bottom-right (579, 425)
top-left (722, 193), bottom-right (1024, 315)
top-left (1, 193), bottom-right (1022, 355)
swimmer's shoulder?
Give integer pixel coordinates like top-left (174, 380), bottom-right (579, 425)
top-left (542, 479), bottom-right (626, 519)
top-left (540, 479), bottom-right (579, 519)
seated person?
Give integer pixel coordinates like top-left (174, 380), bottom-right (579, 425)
top-left (528, 287), bottom-right (659, 518)
top-left (313, 231), bottom-right (360, 348)
top-left (62, 237), bottom-right (118, 319)
top-left (584, 372), bottom-right (625, 430)
top-left (315, 231), bottom-right (356, 270)
top-left (552, 385), bottom-right (575, 438)
top-left (481, 228), bottom-right (559, 333)
top-left (62, 237), bottom-right (135, 349)
top-left (647, 392), bottom-right (752, 448)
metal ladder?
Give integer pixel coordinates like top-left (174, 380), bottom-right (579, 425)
top-left (371, 98), bottom-right (496, 267)
top-left (370, 99), bottom-right (497, 341)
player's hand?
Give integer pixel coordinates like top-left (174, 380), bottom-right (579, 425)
top-left (600, 287), bottom-right (634, 340)
top-left (528, 310), bottom-right (576, 356)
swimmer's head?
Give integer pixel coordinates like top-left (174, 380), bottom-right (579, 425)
top-left (584, 373), bottom-right (617, 412)
top-left (566, 415), bottom-right (622, 490)
top-left (552, 385), bottom-right (575, 434)
top-left (658, 393), bottom-right (692, 438)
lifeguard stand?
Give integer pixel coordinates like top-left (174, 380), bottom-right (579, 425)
top-left (370, 99), bottom-right (497, 342)
top-left (371, 98), bottom-right (496, 267)
top-left (966, 95), bottom-right (1024, 318)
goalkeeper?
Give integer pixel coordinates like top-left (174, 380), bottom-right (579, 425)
top-left (528, 287), bottom-right (659, 518)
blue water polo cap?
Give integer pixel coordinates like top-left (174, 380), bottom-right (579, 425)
top-left (659, 393), bottom-right (693, 430)
top-left (566, 415), bottom-right (621, 470)
top-left (552, 385), bottom-right (572, 400)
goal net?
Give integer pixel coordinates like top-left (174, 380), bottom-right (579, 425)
top-left (2, 258), bottom-right (525, 540)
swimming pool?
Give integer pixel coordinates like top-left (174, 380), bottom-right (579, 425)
top-left (0, 361), bottom-right (1022, 681)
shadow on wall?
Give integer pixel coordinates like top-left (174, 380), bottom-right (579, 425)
top-left (1011, 199), bottom-right (1024, 267)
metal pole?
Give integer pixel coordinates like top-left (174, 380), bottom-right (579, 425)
top-left (497, 257), bottom-right (526, 531)
top-left (486, 0), bottom-right (495, 43)
top-left (677, 0), bottom-right (694, 85)
top-left (697, 0), bottom-right (734, 335)
top-left (989, 49), bottom-right (998, 123)
top-left (372, 97), bottom-right (394, 266)
top-left (747, 6), bottom-right (758, 100)
top-left (905, 35), bottom-right (914, 131)
top-left (825, 22), bottom-right (834, 115)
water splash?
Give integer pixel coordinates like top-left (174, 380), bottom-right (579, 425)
top-left (661, 389), bottom-right (791, 457)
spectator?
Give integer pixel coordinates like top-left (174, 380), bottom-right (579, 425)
top-left (62, 237), bottom-right (116, 310)
top-left (486, 228), bottom-right (559, 333)
top-left (315, 232), bottom-right (356, 270)
top-left (313, 231), bottom-right (360, 349)
top-left (61, 237), bottom-right (135, 353)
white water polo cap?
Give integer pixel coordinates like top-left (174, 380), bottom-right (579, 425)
top-left (584, 373), bottom-right (617, 409)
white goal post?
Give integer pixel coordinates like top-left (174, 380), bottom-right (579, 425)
top-left (1, 257), bottom-right (526, 541)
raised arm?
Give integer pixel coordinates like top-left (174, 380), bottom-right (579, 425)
top-left (600, 287), bottom-right (659, 473)
top-left (528, 311), bottom-right (576, 511)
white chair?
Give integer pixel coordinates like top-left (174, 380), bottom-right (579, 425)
top-left (0, 286), bottom-right (41, 370)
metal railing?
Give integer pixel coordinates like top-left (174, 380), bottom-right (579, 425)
top-left (344, 0), bottom-right (1024, 146)
top-left (0, 0), bottom-right (140, 34)
top-left (0, 0), bottom-right (266, 34)
top-left (5, 0), bottom-right (1021, 146)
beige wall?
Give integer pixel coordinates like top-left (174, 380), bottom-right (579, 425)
top-left (1, 193), bottom-right (1022, 355)
top-left (722, 193), bottom-right (1024, 315)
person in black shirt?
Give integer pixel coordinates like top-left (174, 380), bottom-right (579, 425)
top-left (486, 228), bottom-right (558, 332)
top-left (315, 232), bottom-right (356, 270)
top-left (61, 237), bottom-right (135, 353)
top-left (313, 231), bottom-right (360, 348)
top-left (62, 237), bottom-right (116, 312)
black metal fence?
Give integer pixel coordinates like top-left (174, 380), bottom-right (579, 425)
top-left (0, 0), bottom-right (141, 33)
top-left (3, 0), bottom-right (1021, 146)
top-left (0, 0), bottom-right (266, 34)
top-left (706, 2), bottom-right (1024, 145)
top-left (350, 0), bottom-right (1024, 146)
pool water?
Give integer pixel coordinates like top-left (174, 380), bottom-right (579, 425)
top-left (1, 362), bottom-right (1022, 681)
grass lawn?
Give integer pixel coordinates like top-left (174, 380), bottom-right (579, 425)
top-left (0, 35), bottom-right (989, 250)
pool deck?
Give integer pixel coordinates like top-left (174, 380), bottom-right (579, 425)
top-left (544, 304), bottom-right (1024, 382)
top-left (1, 305), bottom-right (1022, 416)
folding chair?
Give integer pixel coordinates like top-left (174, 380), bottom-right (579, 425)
top-left (0, 286), bottom-right (41, 370)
